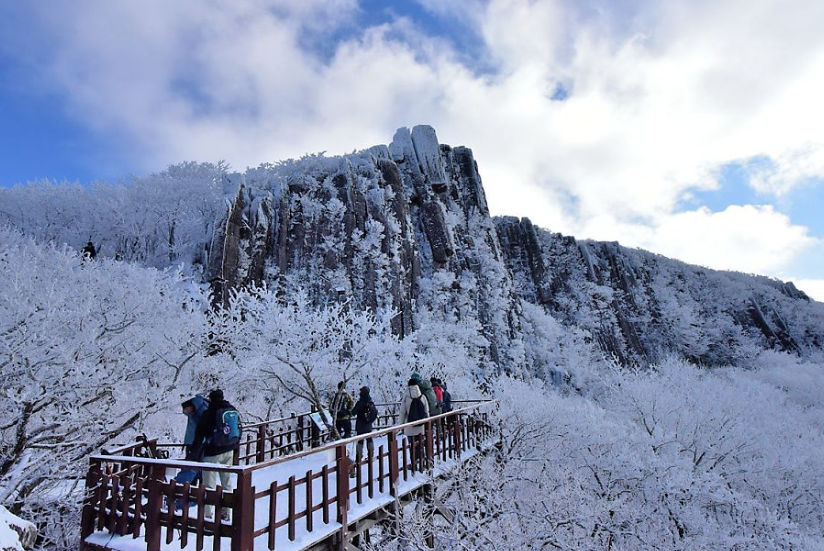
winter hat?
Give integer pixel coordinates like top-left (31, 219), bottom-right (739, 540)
top-left (209, 389), bottom-right (224, 402)
top-left (360, 386), bottom-right (370, 396)
top-left (410, 372), bottom-right (421, 382)
top-left (408, 377), bottom-right (418, 386)
top-left (181, 398), bottom-right (195, 409)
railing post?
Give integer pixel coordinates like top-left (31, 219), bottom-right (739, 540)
top-left (294, 413), bottom-right (303, 452)
top-left (388, 431), bottom-right (399, 496)
top-left (453, 414), bottom-right (463, 459)
top-left (79, 459), bottom-right (103, 549)
top-left (232, 469), bottom-right (254, 551)
top-left (256, 425), bottom-right (267, 464)
top-left (335, 443), bottom-right (350, 549)
top-left (425, 422), bottom-right (434, 472)
top-left (144, 465), bottom-right (165, 551)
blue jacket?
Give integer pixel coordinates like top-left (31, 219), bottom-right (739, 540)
top-left (183, 395), bottom-right (210, 446)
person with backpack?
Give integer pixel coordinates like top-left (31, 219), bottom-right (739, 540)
top-left (81, 240), bottom-right (96, 260)
top-left (400, 378), bottom-right (430, 471)
top-left (351, 386), bottom-right (378, 466)
top-left (439, 380), bottom-right (453, 413)
top-left (410, 372), bottom-right (440, 416)
top-left (193, 389), bottom-right (241, 520)
top-left (330, 381), bottom-right (355, 438)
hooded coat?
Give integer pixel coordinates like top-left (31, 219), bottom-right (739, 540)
top-left (351, 387), bottom-right (375, 435)
top-left (399, 383), bottom-right (430, 437)
top-left (182, 395), bottom-right (210, 447)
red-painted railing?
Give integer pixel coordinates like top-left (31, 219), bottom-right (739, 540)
top-left (80, 401), bottom-right (497, 551)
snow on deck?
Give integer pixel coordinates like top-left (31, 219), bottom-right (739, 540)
top-left (86, 434), bottom-right (494, 551)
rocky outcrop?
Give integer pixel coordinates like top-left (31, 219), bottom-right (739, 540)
top-left (206, 126), bottom-right (520, 368)
top-left (0, 506), bottom-right (36, 551)
top-left (205, 126), bottom-right (824, 369)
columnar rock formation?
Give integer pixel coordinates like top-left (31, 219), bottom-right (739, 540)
top-left (206, 125), bottom-right (520, 367)
top-left (204, 125), bottom-right (824, 368)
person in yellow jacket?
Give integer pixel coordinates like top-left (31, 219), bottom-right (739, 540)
top-left (331, 381), bottom-right (355, 438)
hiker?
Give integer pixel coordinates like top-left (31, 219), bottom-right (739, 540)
top-left (410, 372), bottom-right (440, 416)
top-left (172, 394), bottom-right (210, 497)
top-left (331, 381), bottom-right (354, 438)
top-left (351, 386), bottom-right (377, 461)
top-left (431, 377), bottom-right (444, 411)
top-left (181, 395), bottom-right (209, 460)
top-left (400, 378), bottom-right (430, 472)
top-left (193, 389), bottom-right (241, 520)
top-left (439, 379), bottom-right (453, 413)
top-left (81, 241), bottom-right (96, 260)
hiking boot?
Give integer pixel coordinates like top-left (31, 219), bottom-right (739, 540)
top-left (220, 510), bottom-right (231, 522)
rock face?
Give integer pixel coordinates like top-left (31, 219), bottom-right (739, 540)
top-left (496, 216), bottom-right (824, 366)
top-left (206, 125), bottom-right (824, 369)
top-left (206, 125), bottom-right (519, 367)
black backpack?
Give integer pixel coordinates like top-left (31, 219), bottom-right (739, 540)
top-left (407, 396), bottom-right (427, 422)
top-left (366, 401), bottom-right (379, 423)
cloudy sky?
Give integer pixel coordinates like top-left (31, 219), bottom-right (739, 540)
top-left (2, 0), bottom-right (824, 299)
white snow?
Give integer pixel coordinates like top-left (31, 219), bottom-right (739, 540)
top-left (0, 506), bottom-right (35, 551)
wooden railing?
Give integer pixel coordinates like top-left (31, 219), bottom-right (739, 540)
top-left (81, 401), bottom-right (497, 551)
top-left (234, 403), bottom-right (404, 465)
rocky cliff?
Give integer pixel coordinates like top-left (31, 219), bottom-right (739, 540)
top-left (206, 126), bottom-right (521, 368)
top-left (206, 125), bottom-right (824, 369)
top-left (496, 216), bottom-right (823, 366)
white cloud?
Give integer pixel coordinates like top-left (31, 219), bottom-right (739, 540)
top-left (4, 0), bottom-right (824, 283)
top-left (627, 205), bottom-right (818, 276)
top-left (792, 279), bottom-right (824, 303)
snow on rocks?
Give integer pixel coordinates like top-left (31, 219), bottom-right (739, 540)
top-left (0, 506), bottom-right (36, 551)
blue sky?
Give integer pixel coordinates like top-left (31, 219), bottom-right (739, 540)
top-left (2, 0), bottom-right (824, 299)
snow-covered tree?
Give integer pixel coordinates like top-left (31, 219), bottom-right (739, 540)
top-left (0, 229), bottom-right (210, 546)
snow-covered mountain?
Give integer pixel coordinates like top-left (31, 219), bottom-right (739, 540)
top-left (5, 126), bottom-right (824, 550)
top-left (3, 125), bottom-right (824, 372)
top-left (201, 125), bottom-right (824, 369)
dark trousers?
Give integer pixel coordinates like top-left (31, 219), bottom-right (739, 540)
top-left (336, 419), bottom-right (352, 438)
top-left (356, 436), bottom-right (374, 460)
top-left (409, 434), bottom-right (426, 472)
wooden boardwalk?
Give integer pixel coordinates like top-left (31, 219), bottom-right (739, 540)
top-left (80, 401), bottom-right (498, 551)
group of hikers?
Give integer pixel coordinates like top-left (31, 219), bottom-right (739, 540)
top-left (331, 374), bottom-right (453, 473)
top-left (177, 374), bottom-right (453, 519)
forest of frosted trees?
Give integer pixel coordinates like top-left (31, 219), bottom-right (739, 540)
top-left (3, 160), bottom-right (824, 549)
